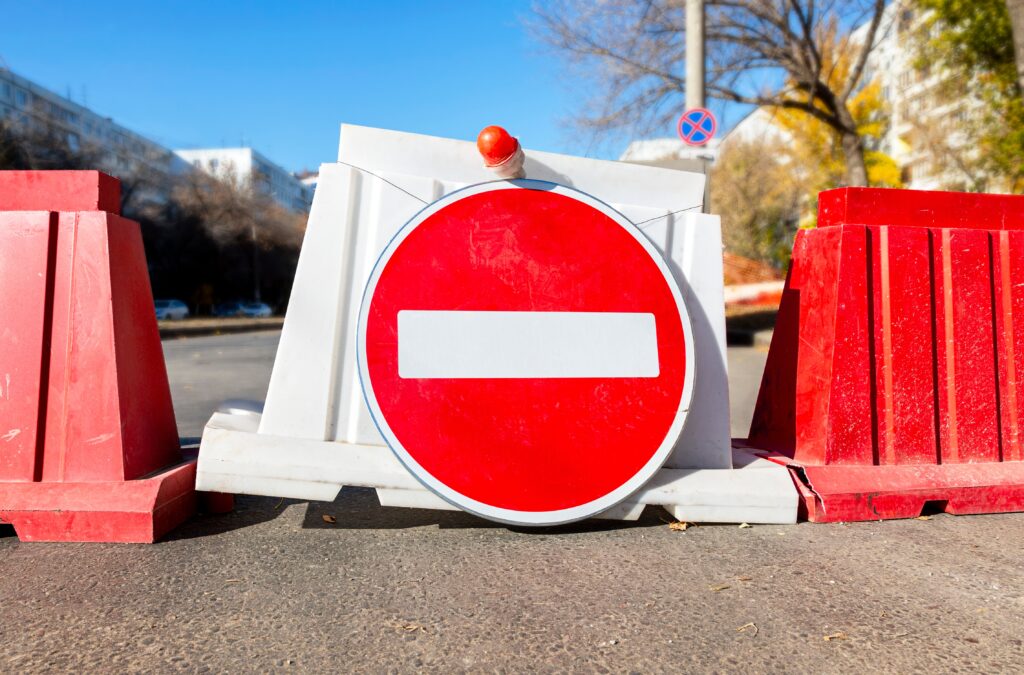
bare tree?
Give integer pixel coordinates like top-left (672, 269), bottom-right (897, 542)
top-left (117, 146), bottom-right (187, 216)
top-left (533, 0), bottom-right (887, 185)
top-left (0, 102), bottom-right (105, 171)
top-left (904, 109), bottom-right (993, 192)
top-left (0, 119), bottom-right (29, 169)
top-left (172, 168), bottom-right (305, 250)
top-left (0, 106), bottom-right (306, 308)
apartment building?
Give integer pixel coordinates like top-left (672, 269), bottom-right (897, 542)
top-left (0, 67), bottom-right (191, 204)
top-left (857, 3), bottom-right (981, 190)
top-left (174, 147), bottom-right (312, 213)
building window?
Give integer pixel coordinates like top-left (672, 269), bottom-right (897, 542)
top-left (209, 158), bottom-right (219, 170)
top-left (899, 8), bottom-right (914, 32)
top-left (67, 133), bottom-right (80, 152)
top-left (14, 89), bottom-right (27, 107)
top-left (0, 82), bottom-right (10, 100)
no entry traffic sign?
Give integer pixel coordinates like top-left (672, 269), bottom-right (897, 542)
top-left (678, 108), bottom-right (717, 146)
top-left (357, 181), bottom-right (694, 525)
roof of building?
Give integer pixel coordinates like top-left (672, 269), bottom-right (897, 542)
top-left (722, 252), bottom-right (785, 286)
top-left (619, 137), bottom-right (720, 163)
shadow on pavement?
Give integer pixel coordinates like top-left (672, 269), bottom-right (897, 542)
top-left (165, 487), bottom-right (667, 541)
top-left (301, 486), bottom-right (667, 534)
top-left (164, 494), bottom-right (294, 541)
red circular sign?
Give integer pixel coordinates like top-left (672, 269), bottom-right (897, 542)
top-left (357, 181), bottom-right (693, 525)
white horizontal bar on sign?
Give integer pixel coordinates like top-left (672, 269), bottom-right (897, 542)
top-left (397, 310), bottom-right (660, 379)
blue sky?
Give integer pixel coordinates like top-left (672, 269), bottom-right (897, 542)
top-left (0, 1), bottom-right (705, 173)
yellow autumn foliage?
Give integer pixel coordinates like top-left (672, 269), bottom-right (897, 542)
top-left (773, 25), bottom-right (902, 195)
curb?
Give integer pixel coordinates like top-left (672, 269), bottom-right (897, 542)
top-left (725, 308), bottom-right (777, 346)
top-left (158, 318), bottom-right (284, 340)
top-left (754, 329), bottom-right (774, 349)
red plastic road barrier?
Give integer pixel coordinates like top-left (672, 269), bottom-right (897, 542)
top-left (0, 171), bottom-right (197, 542)
top-left (744, 187), bottom-right (1024, 522)
top-left (0, 169), bottom-right (122, 212)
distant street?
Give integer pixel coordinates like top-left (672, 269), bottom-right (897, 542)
top-left (162, 330), bottom-right (773, 440)
top-left (0, 331), bottom-right (1022, 672)
top-left (162, 331), bottom-right (280, 440)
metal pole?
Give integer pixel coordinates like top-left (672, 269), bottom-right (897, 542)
top-left (251, 224), bottom-right (261, 302)
top-left (686, 0), bottom-right (705, 110)
top-left (686, 0), bottom-right (710, 213)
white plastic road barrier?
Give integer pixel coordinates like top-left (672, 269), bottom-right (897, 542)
top-left (194, 124), bottom-right (798, 525)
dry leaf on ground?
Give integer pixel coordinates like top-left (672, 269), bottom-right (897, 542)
top-left (738, 523), bottom-right (752, 529)
top-left (668, 521), bottom-right (690, 531)
top-left (389, 621), bottom-right (427, 633)
top-left (823, 632), bottom-right (848, 641)
top-left (322, 514), bottom-right (337, 524)
top-left (709, 584), bottom-right (731, 592)
top-left (737, 576), bottom-right (753, 582)
top-left (736, 622), bottom-right (759, 636)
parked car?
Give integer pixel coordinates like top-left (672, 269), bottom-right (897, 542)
top-left (213, 301), bottom-right (274, 318)
top-left (241, 302), bottom-right (273, 318)
top-left (154, 299), bottom-right (190, 320)
top-left (213, 301), bottom-right (246, 317)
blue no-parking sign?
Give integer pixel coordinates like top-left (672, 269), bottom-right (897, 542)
top-left (677, 108), bottom-right (717, 146)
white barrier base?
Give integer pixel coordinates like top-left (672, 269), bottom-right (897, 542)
top-left (196, 412), bottom-right (798, 524)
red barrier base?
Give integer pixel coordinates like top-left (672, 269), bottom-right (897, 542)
top-left (0, 460), bottom-right (197, 543)
top-left (789, 462), bottom-right (1024, 522)
top-left (738, 440), bottom-right (1024, 522)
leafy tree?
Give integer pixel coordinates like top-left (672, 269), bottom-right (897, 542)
top-left (712, 77), bottom-right (899, 271)
top-left (916, 0), bottom-right (1024, 191)
top-left (711, 134), bottom-right (804, 269)
top-left (712, 28), bottom-right (900, 269)
top-left (773, 26), bottom-right (902, 195)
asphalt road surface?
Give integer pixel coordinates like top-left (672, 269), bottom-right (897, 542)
top-left (1, 331), bottom-right (1022, 672)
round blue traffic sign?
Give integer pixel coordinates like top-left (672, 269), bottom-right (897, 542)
top-left (677, 108), bottom-right (717, 147)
